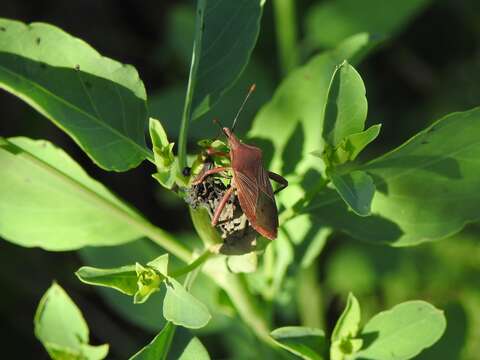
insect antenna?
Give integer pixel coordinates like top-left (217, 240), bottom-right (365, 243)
top-left (231, 83), bottom-right (256, 132)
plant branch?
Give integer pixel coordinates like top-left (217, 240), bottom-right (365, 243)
top-left (273, 0), bottom-right (299, 75)
top-left (170, 249), bottom-right (213, 278)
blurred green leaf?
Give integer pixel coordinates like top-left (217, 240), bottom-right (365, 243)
top-left (177, 336), bottom-right (211, 360)
top-left (0, 137), bottom-right (142, 250)
top-left (0, 18), bottom-right (150, 171)
top-left (163, 276), bottom-right (211, 329)
top-left (271, 326), bottom-right (327, 360)
top-left (76, 265), bottom-right (137, 295)
top-left (330, 170), bottom-right (375, 216)
top-left (323, 61), bottom-right (368, 148)
top-left (35, 283), bottom-right (109, 360)
top-left (305, 0), bottom-right (431, 49)
top-left (189, 0), bottom-right (264, 120)
top-left (226, 252), bottom-right (258, 273)
top-left (331, 293), bottom-right (362, 360)
top-left (303, 107), bottom-right (480, 246)
top-left (354, 301), bottom-right (446, 360)
top-left (130, 322), bottom-right (175, 360)
top-left (326, 246), bottom-right (377, 296)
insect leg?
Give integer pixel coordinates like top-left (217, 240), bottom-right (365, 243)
top-left (211, 186), bottom-right (235, 226)
top-left (192, 166), bottom-right (231, 185)
top-left (268, 171), bottom-right (288, 194)
top-left (206, 148), bottom-right (230, 158)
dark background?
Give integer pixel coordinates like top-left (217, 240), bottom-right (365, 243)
top-left (1, 0), bottom-right (480, 359)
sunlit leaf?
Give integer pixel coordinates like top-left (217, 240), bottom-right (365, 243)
top-left (0, 137), bottom-right (142, 250)
top-left (353, 301), bottom-right (446, 360)
top-left (163, 276), bottom-right (211, 329)
top-left (76, 265), bottom-right (138, 295)
top-left (330, 170), bottom-right (375, 216)
top-left (0, 18), bottom-right (150, 171)
top-left (130, 322), bottom-right (175, 360)
top-left (271, 326), bottom-right (327, 360)
top-left (304, 107), bottom-right (480, 246)
top-left (34, 283), bottom-right (109, 360)
top-left (323, 61), bottom-right (368, 148)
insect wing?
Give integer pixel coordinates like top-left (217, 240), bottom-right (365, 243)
top-left (235, 166), bottom-right (278, 240)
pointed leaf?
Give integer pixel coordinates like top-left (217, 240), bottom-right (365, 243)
top-left (323, 61), bottom-right (368, 147)
top-left (353, 301), bottom-right (446, 360)
top-left (189, 0), bottom-right (264, 120)
top-left (0, 18), bottom-right (150, 171)
top-left (34, 283), bottom-right (109, 360)
top-left (163, 276), bottom-right (211, 329)
top-left (0, 137), bottom-right (142, 250)
top-left (271, 326), bottom-right (327, 360)
top-left (332, 293), bottom-right (362, 342)
top-left (75, 265), bottom-right (137, 295)
top-left (330, 293), bottom-right (363, 360)
top-left (130, 322), bottom-right (175, 360)
top-left (178, 337), bottom-right (211, 360)
top-left (147, 254), bottom-right (169, 275)
top-left (330, 170), bottom-right (375, 216)
top-left (150, 118), bottom-right (176, 188)
top-left (331, 124), bottom-right (381, 164)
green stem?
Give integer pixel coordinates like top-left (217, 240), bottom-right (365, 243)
top-left (178, 1), bottom-right (206, 172)
top-left (170, 249), bottom-right (213, 278)
top-left (273, 0), bottom-right (299, 75)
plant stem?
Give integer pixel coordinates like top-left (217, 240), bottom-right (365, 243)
top-left (273, 0), bottom-right (299, 75)
top-left (170, 249), bottom-right (213, 278)
top-left (178, 0), bottom-right (206, 172)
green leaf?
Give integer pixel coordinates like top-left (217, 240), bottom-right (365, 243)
top-left (332, 293), bottom-right (361, 342)
top-left (330, 293), bottom-right (362, 360)
top-left (271, 326), bottom-right (327, 360)
top-left (189, 0), bottom-right (264, 120)
top-left (330, 170), bottom-right (375, 216)
top-left (0, 137), bottom-right (142, 250)
top-left (150, 118), bottom-right (177, 189)
top-left (226, 252), bottom-right (258, 273)
top-left (35, 283), bottom-right (109, 360)
top-left (134, 263), bottom-right (163, 304)
top-left (305, 0), bottom-right (431, 49)
top-left (329, 124), bottom-right (381, 165)
top-left (323, 61), bottom-right (368, 148)
top-left (79, 240), bottom-right (167, 332)
top-left (75, 265), bottom-right (137, 295)
top-left (0, 18), bottom-right (151, 171)
top-left (163, 276), bottom-right (211, 329)
top-left (147, 253), bottom-right (169, 275)
top-left (353, 301), bottom-right (446, 360)
top-left (304, 107), bottom-right (480, 246)
top-left (177, 336), bottom-right (211, 360)
top-left (249, 33), bottom-right (374, 184)
top-left (130, 322), bottom-right (175, 360)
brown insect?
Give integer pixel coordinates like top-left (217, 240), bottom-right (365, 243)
top-left (192, 85), bottom-right (288, 240)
